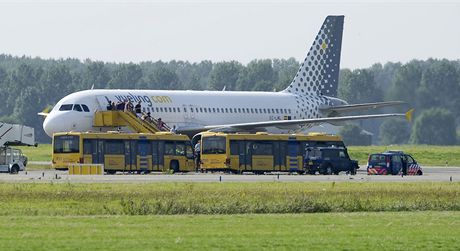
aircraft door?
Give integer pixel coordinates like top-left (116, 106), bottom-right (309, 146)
top-left (188, 105), bottom-right (196, 120)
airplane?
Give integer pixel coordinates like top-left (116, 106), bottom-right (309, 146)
top-left (41, 15), bottom-right (409, 137)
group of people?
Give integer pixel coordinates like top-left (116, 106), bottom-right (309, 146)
top-left (106, 99), bottom-right (176, 133)
top-left (107, 100), bottom-right (142, 116)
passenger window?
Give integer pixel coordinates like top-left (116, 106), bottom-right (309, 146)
top-left (186, 144), bottom-right (194, 159)
top-left (190, 107), bottom-right (194, 112)
top-left (229, 108), bottom-right (233, 113)
top-left (212, 108), bottom-right (216, 113)
top-left (271, 109), bottom-right (275, 113)
top-left (160, 107), bottom-right (164, 112)
top-left (204, 108), bottom-right (208, 113)
top-left (73, 104), bottom-right (83, 112)
top-left (255, 109), bottom-right (258, 114)
top-left (275, 109), bottom-right (279, 113)
top-left (168, 107), bottom-right (172, 112)
top-left (59, 104), bottom-right (73, 111)
top-left (250, 108), bottom-right (254, 113)
top-left (165, 142), bottom-right (175, 155)
top-left (225, 108), bottom-right (228, 113)
top-left (81, 104), bottom-right (90, 112)
top-left (184, 107), bottom-right (187, 112)
top-left (176, 143), bottom-right (185, 156)
top-left (200, 108), bottom-right (203, 113)
top-left (173, 107), bottom-right (176, 112)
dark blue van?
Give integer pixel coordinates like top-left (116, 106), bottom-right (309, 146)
top-left (304, 147), bottom-right (359, 175)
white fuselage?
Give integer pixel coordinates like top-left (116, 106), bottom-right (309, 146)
top-left (43, 89), bottom-right (344, 137)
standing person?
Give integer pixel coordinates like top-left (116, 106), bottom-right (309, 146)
top-left (157, 118), bottom-right (164, 131)
top-left (194, 141), bottom-right (201, 170)
top-left (125, 100), bottom-right (134, 113)
top-left (106, 100), bottom-right (113, 110)
top-left (145, 112), bottom-right (153, 123)
top-left (170, 125), bottom-right (177, 134)
top-left (135, 101), bottom-right (142, 117)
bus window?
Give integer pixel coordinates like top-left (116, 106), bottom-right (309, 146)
top-left (165, 142), bottom-right (175, 155)
top-left (202, 136), bottom-right (226, 154)
top-left (186, 144), bottom-right (194, 159)
top-left (252, 141), bottom-right (273, 155)
top-left (176, 142), bottom-right (185, 156)
top-left (83, 139), bottom-right (92, 154)
top-left (54, 135), bottom-right (79, 153)
top-left (230, 141), bottom-right (239, 155)
top-left (105, 140), bottom-right (124, 154)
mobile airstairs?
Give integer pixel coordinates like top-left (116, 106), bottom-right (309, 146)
top-left (93, 111), bottom-right (170, 134)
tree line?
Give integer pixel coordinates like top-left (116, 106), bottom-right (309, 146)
top-left (0, 54), bottom-right (458, 144)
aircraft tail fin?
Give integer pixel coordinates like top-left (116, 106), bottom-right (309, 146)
top-left (405, 108), bottom-right (414, 122)
top-left (282, 15), bottom-right (344, 97)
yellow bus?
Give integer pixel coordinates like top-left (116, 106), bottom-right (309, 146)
top-left (200, 132), bottom-right (344, 173)
top-left (52, 131), bottom-right (195, 174)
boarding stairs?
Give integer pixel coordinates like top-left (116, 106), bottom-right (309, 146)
top-left (93, 111), bottom-right (170, 134)
top-left (0, 123), bottom-right (35, 147)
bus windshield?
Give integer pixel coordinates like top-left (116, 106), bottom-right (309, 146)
top-left (54, 135), bottom-right (80, 153)
top-left (202, 136), bottom-right (226, 154)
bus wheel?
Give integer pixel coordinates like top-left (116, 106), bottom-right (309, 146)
top-left (170, 161), bottom-right (179, 173)
top-left (10, 165), bottom-right (19, 174)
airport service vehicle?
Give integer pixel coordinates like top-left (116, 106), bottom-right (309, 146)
top-left (304, 147), bottom-right (358, 175)
top-left (367, 151), bottom-right (423, 175)
top-left (0, 123), bottom-right (35, 173)
top-left (41, 15), bottom-right (408, 138)
top-left (0, 147), bottom-right (26, 174)
top-left (199, 132), bottom-right (344, 173)
top-left (52, 132), bottom-right (195, 174)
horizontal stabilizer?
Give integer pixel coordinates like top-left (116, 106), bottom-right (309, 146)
top-left (320, 101), bottom-right (406, 114)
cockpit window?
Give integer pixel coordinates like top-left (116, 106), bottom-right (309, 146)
top-left (73, 104), bottom-right (83, 112)
top-left (59, 104), bottom-right (73, 111)
top-left (81, 104), bottom-right (90, 112)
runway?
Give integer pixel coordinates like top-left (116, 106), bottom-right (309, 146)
top-left (0, 167), bottom-right (459, 183)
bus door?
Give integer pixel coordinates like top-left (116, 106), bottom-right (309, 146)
top-left (138, 138), bottom-right (150, 171)
top-left (152, 141), bottom-right (165, 171)
top-left (273, 141), bottom-right (287, 171)
top-left (238, 141), bottom-right (252, 171)
top-left (124, 140), bottom-right (137, 171)
top-left (90, 139), bottom-right (104, 164)
top-left (287, 140), bottom-right (299, 171)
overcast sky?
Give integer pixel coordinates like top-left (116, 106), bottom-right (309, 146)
top-left (0, 0), bottom-right (459, 69)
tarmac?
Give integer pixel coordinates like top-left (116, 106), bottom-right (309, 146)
top-left (0, 167), bottom-right (459, 183)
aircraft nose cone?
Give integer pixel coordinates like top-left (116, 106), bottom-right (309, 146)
top-left (43, 115), bottom-right (57, 137)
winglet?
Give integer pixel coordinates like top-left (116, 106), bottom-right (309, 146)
top-left (405, 108), bottom-right (415, 122)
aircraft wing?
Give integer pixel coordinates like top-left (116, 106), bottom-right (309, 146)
top-left (320, 101), bottom-right (406, 114)
top-left (177, 110), bottom-right (413, 134)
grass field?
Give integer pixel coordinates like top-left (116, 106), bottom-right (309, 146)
top-left (348, 145), bottom-right (460, 166)
top-left (17, 144), bottom-right (460, 167)
top-left (0, 182), bottom-right (458, 250)
top-left (0, 182), bottom-right (459, 216)
top-left (0, 212), bottom-right (459, 250)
